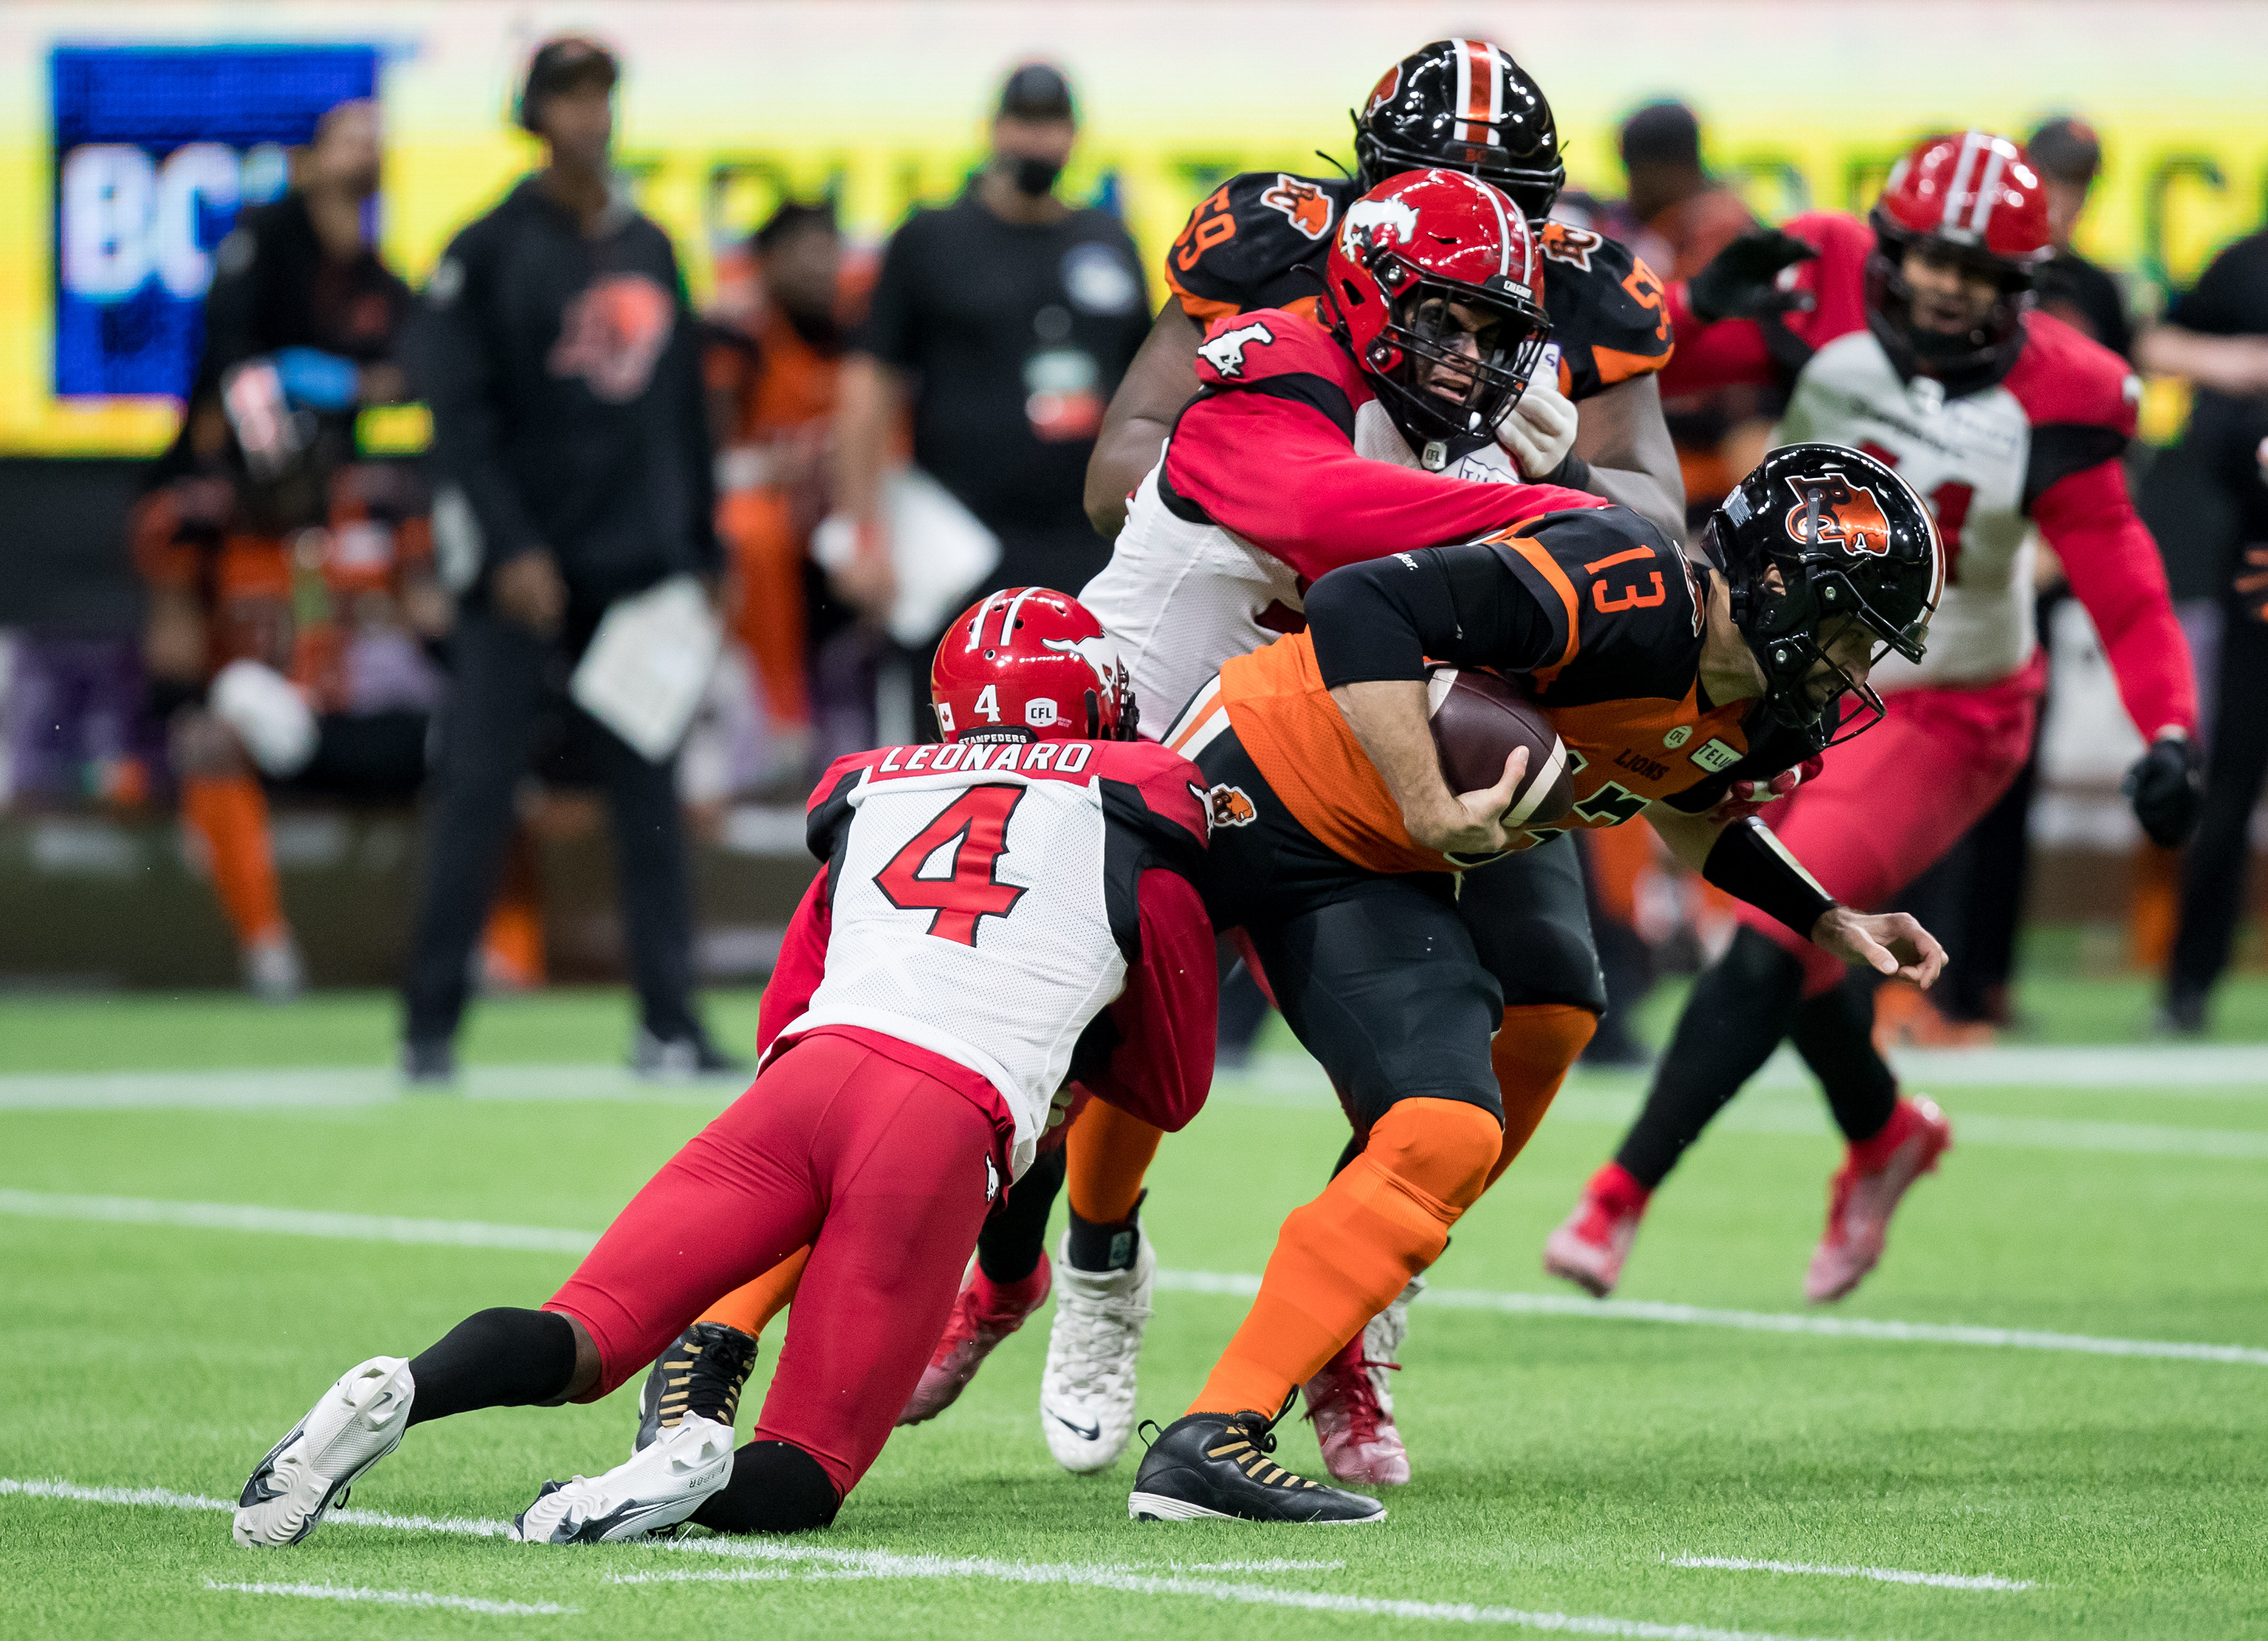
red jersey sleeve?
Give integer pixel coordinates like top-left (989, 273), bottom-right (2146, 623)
top-left (756, 864), bottom-right (830, 1059)
top-left (2032, 459), bottom-right (2198, 741)
top-left (1080, 866), bottom-right (1218, 1132)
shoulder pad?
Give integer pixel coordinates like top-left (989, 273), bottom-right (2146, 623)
top-left (1164, 171), bottom-right (1354, 324)
top-left (1089, 740), bottom-right (1210, 853)
top-left (1538, 223), bottom-right (1672, 397)
top-left (2005, 311), bottom-right (2141, 437)
top-left (1193, 307), bottom-right (1360, 395)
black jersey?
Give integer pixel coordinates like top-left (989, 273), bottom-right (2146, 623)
top-left (1160, 169), bottom-right (1672, 402)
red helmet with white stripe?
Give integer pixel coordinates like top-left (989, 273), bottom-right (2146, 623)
top-left (930, 588), bottom-right (1137, 745)
top-left (1352, 39), bottom-right (1565, 226)
top-left (1866, 130), bottom-right (2051, 379)
top-left (1323, 168), bottom-right (1552, 467)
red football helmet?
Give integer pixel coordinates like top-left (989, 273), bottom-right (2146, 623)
top-left (1323, 168), bottom-right (1552, 468)
top-left (1867, 130), bottom-right (2051, 379)
top-left (930, 588), bottom-right (1137, 744)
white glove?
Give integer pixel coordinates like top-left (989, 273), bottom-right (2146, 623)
top-left (1493, 378), bottom-right (1579, 479)
top-left (209, 659), bottom-right (318, 778)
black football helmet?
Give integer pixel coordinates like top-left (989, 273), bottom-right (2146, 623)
top-left (1701, 444), bottom-right (1943, 751)
top-left (1351, 40), bottom-right (1566, 226)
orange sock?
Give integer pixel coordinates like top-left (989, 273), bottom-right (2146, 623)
top-left (479, 828), bottom-right (547, 988)
top-left (180, 773), bottom-right (285, 946)
top-left (1066, 1099), bottom-right (1163, 1224)
top-left (696, 1247), bottom-right (809, 1339)
top-left (1191, 1098), bottom-right (1500, 1416)
top-left (1484, 1004), bottom-right (1599, 1189)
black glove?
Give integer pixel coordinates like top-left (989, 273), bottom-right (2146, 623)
top-left (2123, 734), bottom-right (2203, 848)
top-left (1687, 228), bottom-right (1820, 324)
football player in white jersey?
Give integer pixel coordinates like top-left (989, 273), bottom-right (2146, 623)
top-left (1546, 131), bottom-right (2203, 1304)
top-left (232, 590), bottom-right (1219, 1548)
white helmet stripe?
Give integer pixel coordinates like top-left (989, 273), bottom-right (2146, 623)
top-left (1968, 144), bottom-right (2009, 236)
top-left (1481, 42), bottom-right (1504, 145)
top-left (1942, 130), bottom-right (1986, 233)
top-left (1450, 38), bottom-right (1473, 147)
top-left (962, 591), bottom-right (1004, 652)
top-left (1476, 172), bottom-right (1514, 278)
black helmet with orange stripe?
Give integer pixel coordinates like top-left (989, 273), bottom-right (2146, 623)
top-left (1352, 40), bottom-right (1566, 227)
top-left (1703, 444), bottom-right (1944, 750)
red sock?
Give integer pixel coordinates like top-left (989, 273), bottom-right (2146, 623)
top-left (1588, 1160), bottom-right (1651, 1217)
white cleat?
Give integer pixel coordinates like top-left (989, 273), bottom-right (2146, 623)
top-left (233, 1356), bottom-right (414, 1547)
top-left (511, 1413), bottom-right (735, 1544)
top-left (1040, 1228), bottom-right (1155, 1473)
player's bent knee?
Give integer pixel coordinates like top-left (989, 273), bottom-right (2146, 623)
top-left (692, 1439), bottom-right (842, 1534)
top-left (1365, 1096), bottom-right (1505, 1213)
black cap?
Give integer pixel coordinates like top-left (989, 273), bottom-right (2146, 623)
top-left (2028, 116), bottom-right (2102, 184)
top-left (1620, 99), bottom-right (1701, 170)
top-left (520, 36), bottom-right (619, 132)
top-left (999, 62), bottom-right (1074, 122)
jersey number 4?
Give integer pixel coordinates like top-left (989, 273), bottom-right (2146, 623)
top-left (874, 785), bottom-right (1029, 946)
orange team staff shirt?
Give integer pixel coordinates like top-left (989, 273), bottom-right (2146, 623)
top-left (1212, 507), bottom-right (1802, 876)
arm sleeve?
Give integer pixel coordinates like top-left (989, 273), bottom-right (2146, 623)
top-left (411, 234), bottom-right (544, 567)
top-left (1163, 391), bottom-right (1597, 581)
top-left (2166, 239), bottom-right (2263, 337)
top-left (850, 217), bottom-right (923, 371)
top-left (1305, 539), bottom-right (1566, 686)
top-left (198, 236), bottom-right (269, 381)
top-left (756, 865), bottom-right (831, 1058)
top-left (1078, 867), bottom-right (1218, 1133)
top-left (2034, 458), bottom-right (2199, 739)
top-left (1657, 281), bottom-right (1780, 396)
top-left (671, 262), bottom-right (723, 577)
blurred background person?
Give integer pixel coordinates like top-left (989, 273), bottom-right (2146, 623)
top-left (2147, 220), bottom-right (2268, 1033)
top-left (824, 62), bottom-right (1148, 744)
top-left (703, 198), bottom-right (855, 790)
top-left (132, 98), bottom-right (451, 1002)
top-left (2031, 117), bottom-right (2132, 358)
top-left (402, 36), bottom-right (733, 1081)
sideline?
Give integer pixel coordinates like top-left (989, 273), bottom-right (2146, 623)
top-left (3, 1190), bottom-right (2265, 1368)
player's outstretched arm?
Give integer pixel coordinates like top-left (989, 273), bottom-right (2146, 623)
top-left (1647, 805), bottom-right (1945, 988)
top-left (1570, 374), bottom-right (1687, 542)
top-left (1084, 303), bottom-right (1204, 540)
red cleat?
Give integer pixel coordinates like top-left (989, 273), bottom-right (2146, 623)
top-left (1805, 1095), bottom-right (1953, 1304)
top-left (1302, 1281), bottom-right (1418, 1486)
top-left (1542, 1162), bottom-right (1651, 1298)
top-left (896, 1254), bottom-right (1052, 1426)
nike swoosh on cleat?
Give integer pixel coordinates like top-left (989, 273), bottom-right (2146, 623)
top-left (1046, 1407), bottom-right (1103, 1442)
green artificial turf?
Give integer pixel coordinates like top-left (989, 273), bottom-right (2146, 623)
top-left (2, 982), bottom-right (2265, 1639)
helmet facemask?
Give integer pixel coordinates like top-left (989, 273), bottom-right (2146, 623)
top-left (1345, 248), bottom-right (1551, 465)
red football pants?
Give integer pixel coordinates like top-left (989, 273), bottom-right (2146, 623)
top-left (1747, 657), bottom-right (2045, 996)
top-left (544, 1030), bottom-right (1001, 1498)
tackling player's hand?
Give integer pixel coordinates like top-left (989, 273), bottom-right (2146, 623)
top-left (1687, 228), bottom-right (1819, 325)
top-left (1411, 746), bottom-right (1529, 858)
top-left (1494, 378), bottom-right (1579, 479)
top-left (1810, 906), bottom-right (1944, 987)
top-left (2123, 733), bottom-right (2203, 848)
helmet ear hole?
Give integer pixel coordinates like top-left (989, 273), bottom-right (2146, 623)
top-left (1340, 278), bottom-right (1366, 307)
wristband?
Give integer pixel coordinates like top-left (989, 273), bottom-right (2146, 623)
top-left (1702, 817), bottom-right (1837, 940)
top-left (1546, 450), bottom-right (1594, 493)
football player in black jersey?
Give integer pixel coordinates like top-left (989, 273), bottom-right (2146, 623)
top-left (1083, 37), bottom-right (1683, 543)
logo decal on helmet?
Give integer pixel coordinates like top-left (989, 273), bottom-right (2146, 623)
top-left (1340, 193), bottom-right (1421, 257)
top-left (1025, 698), bottom-right (1059, 728)
top-left (1784, 475), bottom-right (1893, 558)
top-left (1363, 63), bottom-right (1402, 118)
top-left (1041, 632), bottom-right (1126, 694)
top-left (1261, 175), bottom-right (1334, 241)
top-left (1196, 320), bottom-right (1275, 380)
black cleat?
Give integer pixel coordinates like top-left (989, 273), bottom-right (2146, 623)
top-left (634, 1321), bottom-right (759, 1454)
top-left (1128, 1401), bottom-right (1385, 1523)
top-left (632, 1028), bottom-right (750, 1081)
top-left (400, 1038), bottom-right (457, 1088)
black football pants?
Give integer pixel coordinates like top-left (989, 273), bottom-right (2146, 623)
top-left (2169, 607), bottom-right (2268, 1005)
top-left (403, 608), bottom-right (700, 1047)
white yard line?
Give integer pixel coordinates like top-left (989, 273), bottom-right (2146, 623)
top-left (205, 1579), bottom-right (575, 1615)
top-left (0, 1477), bottom-right (1863, 1641)
top-left (4, 1189), bottom-right (2264, 1369)
top-left (1667, 1556), bottom-right (2031, 1592)
top-left (0, 1064), bottom-right (737, 1112)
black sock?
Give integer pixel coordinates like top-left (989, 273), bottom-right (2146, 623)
top-left (404, 1308), bottom-right (577, 1427)
top-left (1791, 974), bottom-right (1899, 1144)
top-left (1615, 928), bottom-right (1805, 1190)
top-left (976, 1141), bottom-right (1063, 1285)
top-left (690, 1439), bottom-right (840, 1534)
top-left (1066, 1189), bottom-right (1145, 1272)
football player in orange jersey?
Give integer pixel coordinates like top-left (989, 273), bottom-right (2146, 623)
top-left (1128, 444), bottom-right (1948, 1523)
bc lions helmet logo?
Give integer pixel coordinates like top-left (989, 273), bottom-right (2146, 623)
top-left (1783, 475), bottom-right (1893, 558)
top-left (1207, 784), bottom-right (1258, 828)
top-left (1339, 194), bottom-right (1420, 260)
top-left (1362, 63), bottom-right (1402, 118)
top-left (1261, 175), bottom-right (1334, 241)
top-left (548, 274), bottom-right (675, 403)
top-left (1197, 320), bottom-right (1275, 380)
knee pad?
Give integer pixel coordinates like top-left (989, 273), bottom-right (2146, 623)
top-left (692, 1440), bottom-right (841, 1534)
top-left (1364, 1097), bottom-right (1504, 1214)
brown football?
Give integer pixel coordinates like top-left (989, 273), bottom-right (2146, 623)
top-left (1426, 667), bottom-right (1575, 830)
